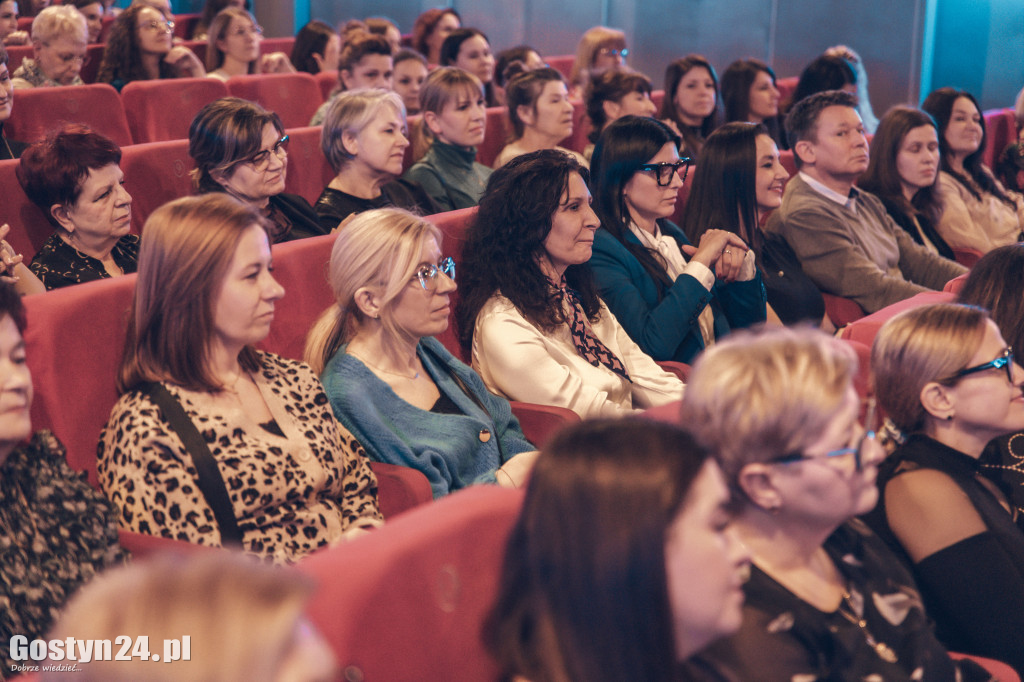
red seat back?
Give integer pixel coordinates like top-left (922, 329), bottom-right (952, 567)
top-left (120, 138), bottom-right (195, 235)
top-left (227, 72), bottom-right (321, 128)
top-left (0, 158), bottom-right (54, 260)
top-left (779, 149), bottom-right (798, 176)
top-left (561, 97), bottom-right (590, 155)
top-left (983, 107), bottom-right (1017, 170)
top-left (944, 273), bottom-right (968, 294)
top-left (776, 75), bottom-right (799, 106)
top-left (283, 125), bottom-right (333, 205)
top-left (121, 77), bottom-right (229, 143)
top-left (173, 13), bottom-right (200, 40)
top-left (315, 70), bottom-right (337, 101)
top-left (3, 44), bottom-right (31, 74)
top-left (545, 54), bottom-right (574, 81)
top-left (78, 44), bottom-right (106, 84)
top-left (477, 106), bottom-right (509, 168)
top-left (299, 485), bottom-right (520, 680)
top-left (668, 163), bottom-right (697, 226)
top-left (259, 36), bottom-right (295, 56)
top-left (822, 293), bottom-right (867, 328)
top-left (5, 83), bottom-right (133, 147)
top-left (838, 290), bottom-right (956, 347)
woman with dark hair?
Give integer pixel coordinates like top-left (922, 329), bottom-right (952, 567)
top-left (290, 20), bottom-right (340, 75)
top-left (487, 418), bottom-right (749, 682)
top-left (309, 32), bottom-right (393, 126)
top-left (204, 7), bottom-right (293, 81)
top-left (0, 1), bottom-right (28, 46)
top-left (661, 55), bottom-right (722, 157)
top-left (589, 116), bottom-right (765, 364)
top-left (922, 87), bottom-right (1024, 253)
top-left (582, 68), bottom-right (657, 160)
top-left (789, 54), bottom-right (856, 108)
top-left (491, 66), bottom-right (583, 169)
top-left (98, 194), bottom-right (382, 564)
top-left (456, 149), bottom-right (683, 418)
top-left (365, 17), bottom-right (401, 53)
top-left (66, 0), bottom-right (103, 44)
top-left (97, 4), bottom-right (205, 91)
top-left (493, 44), bottom-right (544, 106)
top-left (0, 43), bottom-right (27, 160)
top-left (439, 28), bottom-right (497, 107)
top-left (411, 7), bottom-right (459, 65)
top-left (685, 324), bottom-right (987, 681)
top-left (189, 97), bottom-right (324, 243)
top-left (858, 106), bottom-right (956, 260)
top-left (192, 0), bottom-right (251, 41)
top-left (0, 277), bottom-right (126, 672)
top-left (392, 48), bottom-right (428, 114)
top-left (682, 121), bottom-right (825, 327)
top-left (869, 303), bottom-right (1024, 676)
top-left (17, 124), bottom-right (135, 290)
top-left (721, 58), bottom-right (786, 149)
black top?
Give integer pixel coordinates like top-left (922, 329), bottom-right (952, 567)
top-left (29, 232), bottom-right (139, 291)
top-left (877, 195), bottom-right (956, 262)
top-left (265, 192), bottom-right (328, 243)
top-left (692, 519), bottom-right (989, 681)
top-left (313, 180), bottom-right (439, 232)
top-left (758, 233), bottom-right (825, 325)
top-left (865, 433), bottom-right (1024, 675)
top-left (0, 126), bottom-right (27, 160)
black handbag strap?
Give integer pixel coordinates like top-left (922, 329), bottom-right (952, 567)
top-left (140, 382), bottom-right (243, 547)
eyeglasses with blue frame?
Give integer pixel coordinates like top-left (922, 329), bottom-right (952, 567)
top-left (412, 257), bottom-right (455, 292)
top-left (769, 397), bottom-right (877, 472)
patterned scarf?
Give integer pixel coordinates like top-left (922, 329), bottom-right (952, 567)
top-left (556, 280), bottom-right (631, 382)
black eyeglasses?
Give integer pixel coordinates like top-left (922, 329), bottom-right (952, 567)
top-left (638, 158), bottom-right (692, 186)
top-left (770, 398), bottom-right (877, 472)
top-left (242, 135), bottom-right (289, 170)
top-left (412, 257), bottom-right (455, 291)
top-left (940, 346), bottom-right (1015, 385)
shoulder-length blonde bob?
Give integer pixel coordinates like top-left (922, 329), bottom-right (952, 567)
top-left (872, 303), bottom-right (989, 435)
top-left (304, 207), bottom-right (441, 373)
top-left (119, 193), bottom-right (270, 394)
top-left (681, 325), bottom-right (857, 496)
top-left (206, 7), bottom-right (260, 73)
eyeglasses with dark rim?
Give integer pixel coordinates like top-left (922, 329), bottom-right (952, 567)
top-left (940, 346), bottom-right (1015, 385)
top-left (598, 47), bottom-right (629, 59)
top-left (638, 158), bottom-right (692, 187)
top-left (242, 135), bottom-right (289, 170)
top-left (770, 397), bottom-right (877, 472)
top-left (412, 257), bottom-right (456, 292)
top-left (139, 19), bottom-right (175, 33)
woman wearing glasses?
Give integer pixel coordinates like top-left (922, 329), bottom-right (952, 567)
top-left (869, 303), bottom-right (1024, 676)
top-left (683, 325), bottom-right (989, 681)
top-left (568, 26), bottom-right (627, 97)
top-left (204, 7), bottom-right (294, 82)
top-left (97, 4), bottom-right (205, 91)
top-left (10, 5), bottom-right (86, 88)
top-left (590, 116), bottom-right (765, 364)
top-left (189, 97), bottom-right (324, 243)
top-left (305, 208), bottom-right (538, 498)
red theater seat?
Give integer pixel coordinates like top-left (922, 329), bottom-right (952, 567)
top-left (316, 70), bottom-right (338, 101)
top-left (0, 158), bottom-right (54, 259)
top-left (5, 83), bottom-right (133, 147)
top-left (546, 54), bottom-right (574, 81)
top-left (822, 293), bottom-right (867, 328)
top-left (260, 37), bottom-right (295, 56)
top-left (284, 125), bottom-right (333, 205)
top-left (121, 77), bottom-right (229, 143)
top-left (227, 72), bottom-right (321, 128)
top-left (120, 138), bottom-right (195, 235)
top-left (478, 106), bottom-right (509, 168)
top-left (173, 13), bottom-right (200, 40)
top-left (983, 108), bottom-right (1017, 170)
top-left (838, 289), bottom-right (956, 347)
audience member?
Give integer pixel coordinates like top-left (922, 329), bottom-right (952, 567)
top-left (493, 44), bottom-right (544, 106)
top-left (568, 25), bottom-right (627, 97)
top-left (683, 122), bottom-right (826, 327)
top-left (191, 0), bottom-right (249, 41)
top-left (487, 418), bottom-right (749, 682)
top-left (205, 7), bottom-right (294, 80)
top-left (305, 208), bottom-right (537, 498)
top-left (858, 106), bottom-right (956, 260)
top-left (0, 279), bottom-right (126, 672)
top-left (404, 67), bottom-right (491, 211)
top-left (721, 58), bottom-right (786, 149)
top-left (684, 325), bottom-right (988, 681)
top-left (365, 16), bottom-right (400, 53)
top-left (11, 5), bottom-right (87, 88)
top-left (98, 194), bottom-right (383, 564)
top-left (97, 5), bottom-right (205, 91)
top-left (457, 149), bottom-right (684, 417)
top-left (789, 53), bottom-right (856, 108)
top-left (583, 68), bottom-right (657, 160)
top-left (660, 55), bottom-right (722, 157)
top-left (46, 552), bottom-right (337, 682)
top-left (0, 1), bottom-right (28, 46)
top-left (17, 125), bottom-right (136, 290)
top-left (765, 90), bottom-right (964, 313)
top-left (189, 97), bottom-right (324, 242)
top-left (492, 66), bottom-right (584, 169)
top-left (923, 87), bottom-right (1024, 253)
top-left (590, 116), bottom-right (766, 363)
top-left (411, 7), bottom-right (460, 65)
top-left (67, 0), bottom-right (103, 44)
top-left (825, 44), bottom-right (879, 134)
top-left (0, 44), bottom-right (27, 160)
top-left (995, 140), bottom-right (1024, 193)
top-left (392, 48), bottom-right (427, 114)
top-left (290, 19), bottom-right (339, 75)
top-left (869, 303), bottom-right (1024, 676)
top-left (315, 89), bottom-right (435, 230)
top-left (310, 32), bottom-right (392, 125)
top-left (439, 28), bottom-right (497, 107)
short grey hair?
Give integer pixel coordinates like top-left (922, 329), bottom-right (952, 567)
top-left (320, 88), bottom-right (406, 173)
top-left (32, 5), bottom-right (88, 45)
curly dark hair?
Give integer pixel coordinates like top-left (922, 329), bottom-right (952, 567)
top-left (97, 5), bottom-right (173, 86)
top-left (455, 149), bottom-right (601, 355)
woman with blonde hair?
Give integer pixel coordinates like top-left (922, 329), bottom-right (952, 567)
top-left (314, 89), bottom-right (436, 229)
top-left (869, 303), bottom-right (1024, 675)
top-left (568, 25), bottom-right (627, 97)
top-left (98, 194), bottom-right (382, 564)
top-left (204, 7), bottom-right (294, 81)
top-left (306, 208), bottom-right (536, 498)
top-left (403, 67), bottom-right (492, 211)
top-left (45, 552), bottom-right (337, 682)
top-left (684, 325), bottom-right (984, 680)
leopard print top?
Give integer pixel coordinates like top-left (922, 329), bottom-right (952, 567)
top-left (98, 352), bottom-right (382, 564)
